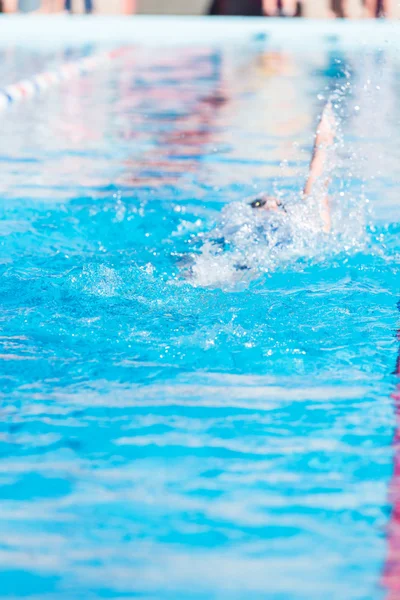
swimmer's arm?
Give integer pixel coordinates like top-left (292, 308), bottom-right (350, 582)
top-left (303, 104), bottom-right (336, 233)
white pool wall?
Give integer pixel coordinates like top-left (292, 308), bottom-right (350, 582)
top-left (0, 15), bottom-right (399, 50)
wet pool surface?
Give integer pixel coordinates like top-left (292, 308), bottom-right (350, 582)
top-left (0, 30), bottom-right (399, 599)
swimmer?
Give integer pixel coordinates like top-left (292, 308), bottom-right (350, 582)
top-left (186, 103), bottom-right (337, 286)
top-left (248, 102), bottom-right (336, 234)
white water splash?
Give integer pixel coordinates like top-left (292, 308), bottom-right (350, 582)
top-left (187, 188), bottom-right (365, 289)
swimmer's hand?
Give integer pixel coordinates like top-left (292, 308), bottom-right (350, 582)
top-left (315, 102), bottom-right (336, 149)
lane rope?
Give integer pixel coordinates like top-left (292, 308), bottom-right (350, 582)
top-left (0, 48), bottom-right (126, 112)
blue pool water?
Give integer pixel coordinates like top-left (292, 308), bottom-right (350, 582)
top-left (0, 28), bottom-right (399, 599)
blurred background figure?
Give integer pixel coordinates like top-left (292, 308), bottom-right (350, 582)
top-left (364, 0), bottom-right (392, 17)
top-left (331, 0), bottom-right (347, 17)
top-left (330, 0), bottom-right (389, 17)
top-left (208, 0), bottom-right (302, 16)
top-left (207, 0), bottom-right (398, 18)
top-left (0, 0), bottom-right (397, 17)
top-left (17, 0), bottom-right (41, 11)
top-left (2, 0), bottom-right (64, 10)
top-left (65, 0), bottom-right (93, 13)
top-left (263, 0), bottom-right (301, 16)
top-left (123, 0), bottom-right (136, 12)
top-left (208, 0), bottom-right (263, 15)
top-left (330, 0), bottom-right (363, 18)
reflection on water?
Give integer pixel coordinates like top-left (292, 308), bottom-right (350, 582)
top-left (0, 37), bottom-right (399, 599)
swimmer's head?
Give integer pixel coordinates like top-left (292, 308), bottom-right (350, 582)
top-left (249, 194), bottom-right (286, 212)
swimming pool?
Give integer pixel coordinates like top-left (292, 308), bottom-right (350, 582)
top-left (0, 16), bottom-right (399, 600)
